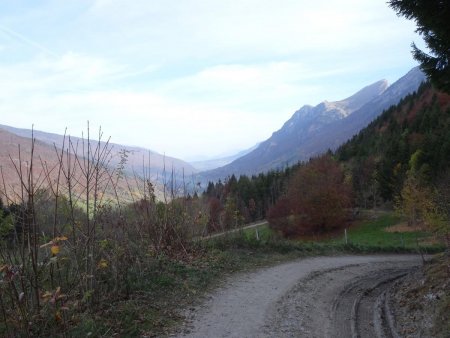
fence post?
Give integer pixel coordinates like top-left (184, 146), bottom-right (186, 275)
top-left (345, 228), bottom-right (348, 245)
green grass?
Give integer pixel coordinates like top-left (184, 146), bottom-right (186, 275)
top-left (213, 213), bottom-right (444, 253)
top-left (203, 213), bottom-right (445, 255)
top-left (327, 213), bottom-right (443, 252)
top-left (242, 222), bottom-right (272, 240)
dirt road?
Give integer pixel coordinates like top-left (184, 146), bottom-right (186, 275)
top-left (199, 221), bottom-right (267, 240)
top-left (174, 255), bottom-right (422, 338)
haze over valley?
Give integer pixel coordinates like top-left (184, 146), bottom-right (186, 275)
top-left (1, 1), bottom-right (449, 337)
top-left (0, 1), bottom-right (424, 162)
top-left (0, 66), bottom-right (426, 187)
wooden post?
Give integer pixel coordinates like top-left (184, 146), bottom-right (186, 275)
top-left (345, 228), bottom-right (348, 245)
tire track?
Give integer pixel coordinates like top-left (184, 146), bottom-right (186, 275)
top-left (336, 268), bottom-right (408, 337)
top-left (174, 255), bottom-right (422, 338)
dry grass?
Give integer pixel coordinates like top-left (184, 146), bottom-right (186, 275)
top-left (384, 222), bottom-right (427, 233)
top-left (383, 222), bottom-right (445, 246)
top-left (418, 235), bottom-right (443, 246)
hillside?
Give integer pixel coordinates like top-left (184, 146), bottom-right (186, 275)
top-left (0, 128), bottom-right (160, 203)
top-left (202, 81), bottom-right (450, 240)
top-left (337, 82), bottom-right (450, 202)
top-left (0, 129), bottom-right (65, 199)
top-left (0, 125), bottom-right (198, 184)
top-left (201, 67), bottom-right (425, 181)
top-left (190, 144), bottom-right (259, 171)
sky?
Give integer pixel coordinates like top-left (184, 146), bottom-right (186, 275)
top-left (0, 0), bottom-right (424, 161)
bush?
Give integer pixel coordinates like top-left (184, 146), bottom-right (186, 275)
top-left (268, 155), bottom-right (353, 237)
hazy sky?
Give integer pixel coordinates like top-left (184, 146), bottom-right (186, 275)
top-left (0, 1), bottom-right (424, 161)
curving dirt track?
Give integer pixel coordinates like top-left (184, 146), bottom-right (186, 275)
top-left (174, 255), bottom-right (423, 338)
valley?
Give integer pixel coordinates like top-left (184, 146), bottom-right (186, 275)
top-left (0, 65), bottom-right (448, 337)
top-left (1, 1), bottom-right (449, 336)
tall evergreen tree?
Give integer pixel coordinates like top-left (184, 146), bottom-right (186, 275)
top-left (389, 0), bottom-right (450, 92)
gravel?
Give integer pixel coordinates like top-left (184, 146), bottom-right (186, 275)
top-left (172, 254), bottom-right (422, 338)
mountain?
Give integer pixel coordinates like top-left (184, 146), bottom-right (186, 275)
top-left (190, 144), bottom-right (259, 171)
top-left (0, 127), bottom-right (162, 202)
top-left (0, 128), bottom-right (64, 194)
top-left (337, 82), bottom-right (450, 201)
top-left (302, 67), bottom-right (426, 157)
top-left (196, 82), bottom-right (450, 231)
top-left (201, 67), bottom-right (426, 181)
top-left (0, 125), bottom-right (201, 201)
top-left (0, 125), bottom-right (198, 182)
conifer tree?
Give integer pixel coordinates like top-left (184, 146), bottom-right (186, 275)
top-left (389, 0), bottom-right (450, 92)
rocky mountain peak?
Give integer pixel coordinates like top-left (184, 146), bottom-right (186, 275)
top-left (200, 67), bottom-right (425, 181)
top-left (284, 78), bottom-right (388, 133)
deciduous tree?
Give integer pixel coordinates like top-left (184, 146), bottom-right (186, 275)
top-left (268, 155), bottom-right (353, 237)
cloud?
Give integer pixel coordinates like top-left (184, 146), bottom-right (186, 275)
top-left (82, 0), bottom-right (419, 62)
top-left (0, 51), bottom-right (153, 99)
top-left (0, 88), bottom-right (275, 159)
top-left (1, 52), bottom-right (298, 158)
top-left (156, 62), bottom-right (354, 112)
top-left (0, 0), bottom-right (423, 160)
top-left (0, 24), bottom-right (58, 57)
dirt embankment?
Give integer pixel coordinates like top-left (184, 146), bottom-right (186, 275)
top-left (172, 255), bottom-right (424, 338)
top-left (388, 254), bottom-right (449, 338)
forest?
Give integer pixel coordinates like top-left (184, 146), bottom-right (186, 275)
top-left (0, 83), bottom-right (449, 336)
top-left (201, 83), bottom-right (450, 239)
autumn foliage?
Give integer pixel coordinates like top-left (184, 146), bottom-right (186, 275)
top-left (268, 155), bottom-right (353, 237)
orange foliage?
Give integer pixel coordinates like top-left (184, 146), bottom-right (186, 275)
top-left (268, 155), bottom-right (353, 237)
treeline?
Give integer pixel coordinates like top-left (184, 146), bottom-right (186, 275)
top-left (266, 83), bottom-right (450, 238)
top-left (337, 82), bottom-right (450, 204)
top-left (201, 166), bottom-right (298, 232)
top-left (201, 84), bottom-right (450, 238)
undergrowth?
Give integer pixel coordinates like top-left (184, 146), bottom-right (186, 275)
top-left (1, 212), bottom-right (445, 336)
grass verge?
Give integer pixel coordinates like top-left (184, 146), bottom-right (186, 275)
top-left (335, 213), bottom-right (437, 249)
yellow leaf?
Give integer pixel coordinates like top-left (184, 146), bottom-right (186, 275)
top-left (51, 245), bottom-right (60, 255)
top-left (97, 259), bottom-right (108, 269)
top-left (41, 291), bottom-right (53, 301)
top-left (55, 236), bottom-right (68, 242)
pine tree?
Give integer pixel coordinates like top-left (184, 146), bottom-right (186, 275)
top-left (389, 0), bottom-right (450, 92)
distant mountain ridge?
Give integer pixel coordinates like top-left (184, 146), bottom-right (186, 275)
top-left (0, 124), bottom-right (198, 180)
top-left (274, 79), bottom-right (389, 143)
top-left (201, 67), bottom-right (426, 181)
top-left (0, 125), bottom-right (200, 200)
top-left (190, 143), bottom-right (259, 171)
